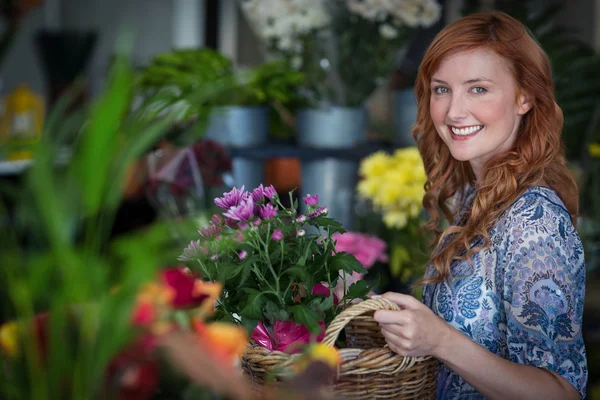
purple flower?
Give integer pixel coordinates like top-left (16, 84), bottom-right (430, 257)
top-left (252, 184), bottom-right (266, 203)
top-left (198, 224), bottom-right (223, 239)
top-left (264, 185), bottom-right (277, 199)
top-left (296, 229), bottom-right (306, 237)
top-left (211, 254), bottom-right (218, 261)
top-left (211, 214), bottom-right (223, 226)
top-left (178, 240), bottom-right (208, 261)
top-left (223, 196), bottom-right (254, 222)
top-left (309, 206), bottom-right (328, 219)
top-left (214, 186), bottom-right (248, 210)
top-left (238, 250), bottom-right (248, 260)
top-left (272, 229), bottom-right (283, 241)
top-left (259, 203), bottom-right (278, 220)
top-left (296, 215), bottom-right (306, 224)
top-left (303, 193), bottom-right (319, 206)
top-left (253, 218), bottom-right (262, 227)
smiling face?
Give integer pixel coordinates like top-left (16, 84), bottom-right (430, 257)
top-left (429, 47), bottom-right (532, 179)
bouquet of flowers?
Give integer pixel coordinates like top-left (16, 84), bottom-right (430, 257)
top-left (0, 267), bottom-right (248, 400)
top-left (240, 0), bottom-right (442, 106)
top-left (357, 147), bottom-right (430, 282)
top-left (179, 184), bottom-right (372, 352)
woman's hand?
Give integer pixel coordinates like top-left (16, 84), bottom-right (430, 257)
top-left (373, 292), bottom-right (452, 358)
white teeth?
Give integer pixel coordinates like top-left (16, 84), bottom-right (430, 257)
top-left (451, 125), bottom-right (483, 135)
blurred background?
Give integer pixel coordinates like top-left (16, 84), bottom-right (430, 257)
top-left (0, 0), bottom-right (600, 398)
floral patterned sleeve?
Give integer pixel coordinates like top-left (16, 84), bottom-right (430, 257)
top-left (502, 194), bottom-right (587, 398)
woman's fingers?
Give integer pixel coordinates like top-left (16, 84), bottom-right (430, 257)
top-left (381, 292), bottom-right (423, 310)
top-left (374, 309), bottom-right (413, 325)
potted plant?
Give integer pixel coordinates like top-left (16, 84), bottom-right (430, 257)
top-left (178, 184), bottom-right (439, 398)
top-left (136, 49), bottom-right (303, 190)
top-left (240, 0), bottom-right (442, 228)
top-left (207, 59), bottom-right (304, 190)
top-left (178, 185), bottom-right (371, 339)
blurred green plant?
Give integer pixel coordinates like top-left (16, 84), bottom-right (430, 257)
top-left (461, 0), bottom-right (600, 160)
top-left (136, 49), bottom-right (304, 142)
top-left (211, 59), bottom-right (304, 107)
top-left (0, 36), bottom-right (218, 399)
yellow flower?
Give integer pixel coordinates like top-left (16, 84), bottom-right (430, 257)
top-left (0, 322), bottom-right (19, 358)
top-left (375, 183), bottom-right (402, 207)
top-left (359, 151), bottom-right (391, 178)
top-left (392, 147), bottom-right (422, 164)
top-left (357, 146), bottom-right (427, 228)
top-left (589, 143), bottom-right (600, 158)
top-left (357, 178), bottom-right (382, 199)
top-left (295, 343), bottom-right (342, 373)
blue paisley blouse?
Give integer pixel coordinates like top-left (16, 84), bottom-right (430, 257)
top-left (422, 186), bottom-right (588, 399)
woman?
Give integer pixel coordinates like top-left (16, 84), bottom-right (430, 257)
top-left (374, 11), bottom-right (587, 399)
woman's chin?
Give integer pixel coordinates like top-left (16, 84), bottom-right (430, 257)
top-left (448, 149), bottom-right (474, 163)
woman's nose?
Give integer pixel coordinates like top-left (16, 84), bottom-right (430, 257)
top-left (447, 94), bottom-right (468, 122)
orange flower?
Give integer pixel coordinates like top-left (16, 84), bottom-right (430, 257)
top-left (192, 280), bottom-right (222, 316)
top-left (192, 320), bottom-right (248, 366)
top-left (131, 282), bottom-right (174, 327)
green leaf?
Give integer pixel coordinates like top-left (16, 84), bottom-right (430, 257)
top-left (290, 304), bottom-right (322, 334)
top-left (318, 294), bottom-right (334, 312)
top-left (240, 317), bottom-right (259, 334)
top-left (311, 216), bottom-right (345, 233)
top-left (281, 266), bottom-right (310, 282)
top-left (329, 252), bottom-right (367, 275)
top-left (239, 290), bottom-right (266, 320)
top-left (297, 239), bottom-right (315, 266)
top-left (344, 280), bottom-right (370, 301)
top-left (75, 52), bottom-right (133, 215)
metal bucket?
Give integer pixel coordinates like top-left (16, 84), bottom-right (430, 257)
top-left (296, 106), bottom-right (367, 149)
top-left (205, 106), bottom-right (269, 190)
top-left (296, 106), bottom-right (367, 229)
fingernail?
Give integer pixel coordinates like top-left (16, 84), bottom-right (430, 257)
top-left (370, 295), bottom-right (382, 299)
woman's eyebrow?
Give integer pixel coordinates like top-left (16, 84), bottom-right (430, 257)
top-left (431, 77), bottom-right (495, 84)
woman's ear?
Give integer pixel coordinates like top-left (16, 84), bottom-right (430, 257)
top-left (517, 91), bottom-right (533, 115)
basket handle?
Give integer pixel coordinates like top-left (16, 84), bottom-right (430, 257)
top-left (322, 298), bottom-right (400, 347)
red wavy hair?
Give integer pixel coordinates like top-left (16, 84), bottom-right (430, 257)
top-left (413, 11), bottom-right (578, 284)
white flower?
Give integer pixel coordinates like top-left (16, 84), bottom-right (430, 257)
top-left (386, 0), bottom-right (442, 28)
top-left (391, 1), bottom-right (422, 28)
top-left (277, 35), bottom-right (295, 51)
top-left (241, 0), bottom-right (330, 44)
top-left (379, 23), bottom-right (399, 39)
top-left (420, 0), bottom-right (442, 28)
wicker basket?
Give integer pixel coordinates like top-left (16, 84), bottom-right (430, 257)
top-left (242, 298), bottom-right (439, 399)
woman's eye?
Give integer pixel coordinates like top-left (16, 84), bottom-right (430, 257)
top-left (433, 86), bottom-right (449, 94)
top-left (471, 86), bottom-right (487, 94)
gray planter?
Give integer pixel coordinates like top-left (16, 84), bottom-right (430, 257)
top-left (392, 89), bottom-right (418, 147)
top-left (297, 106), bottom-right (367, 148)
top-left (301, 159), bottom-right (358, 229)
top-left (296, 106), bottom-right (367, 229)
top-left (205, 106), bottom-right (269, 190)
